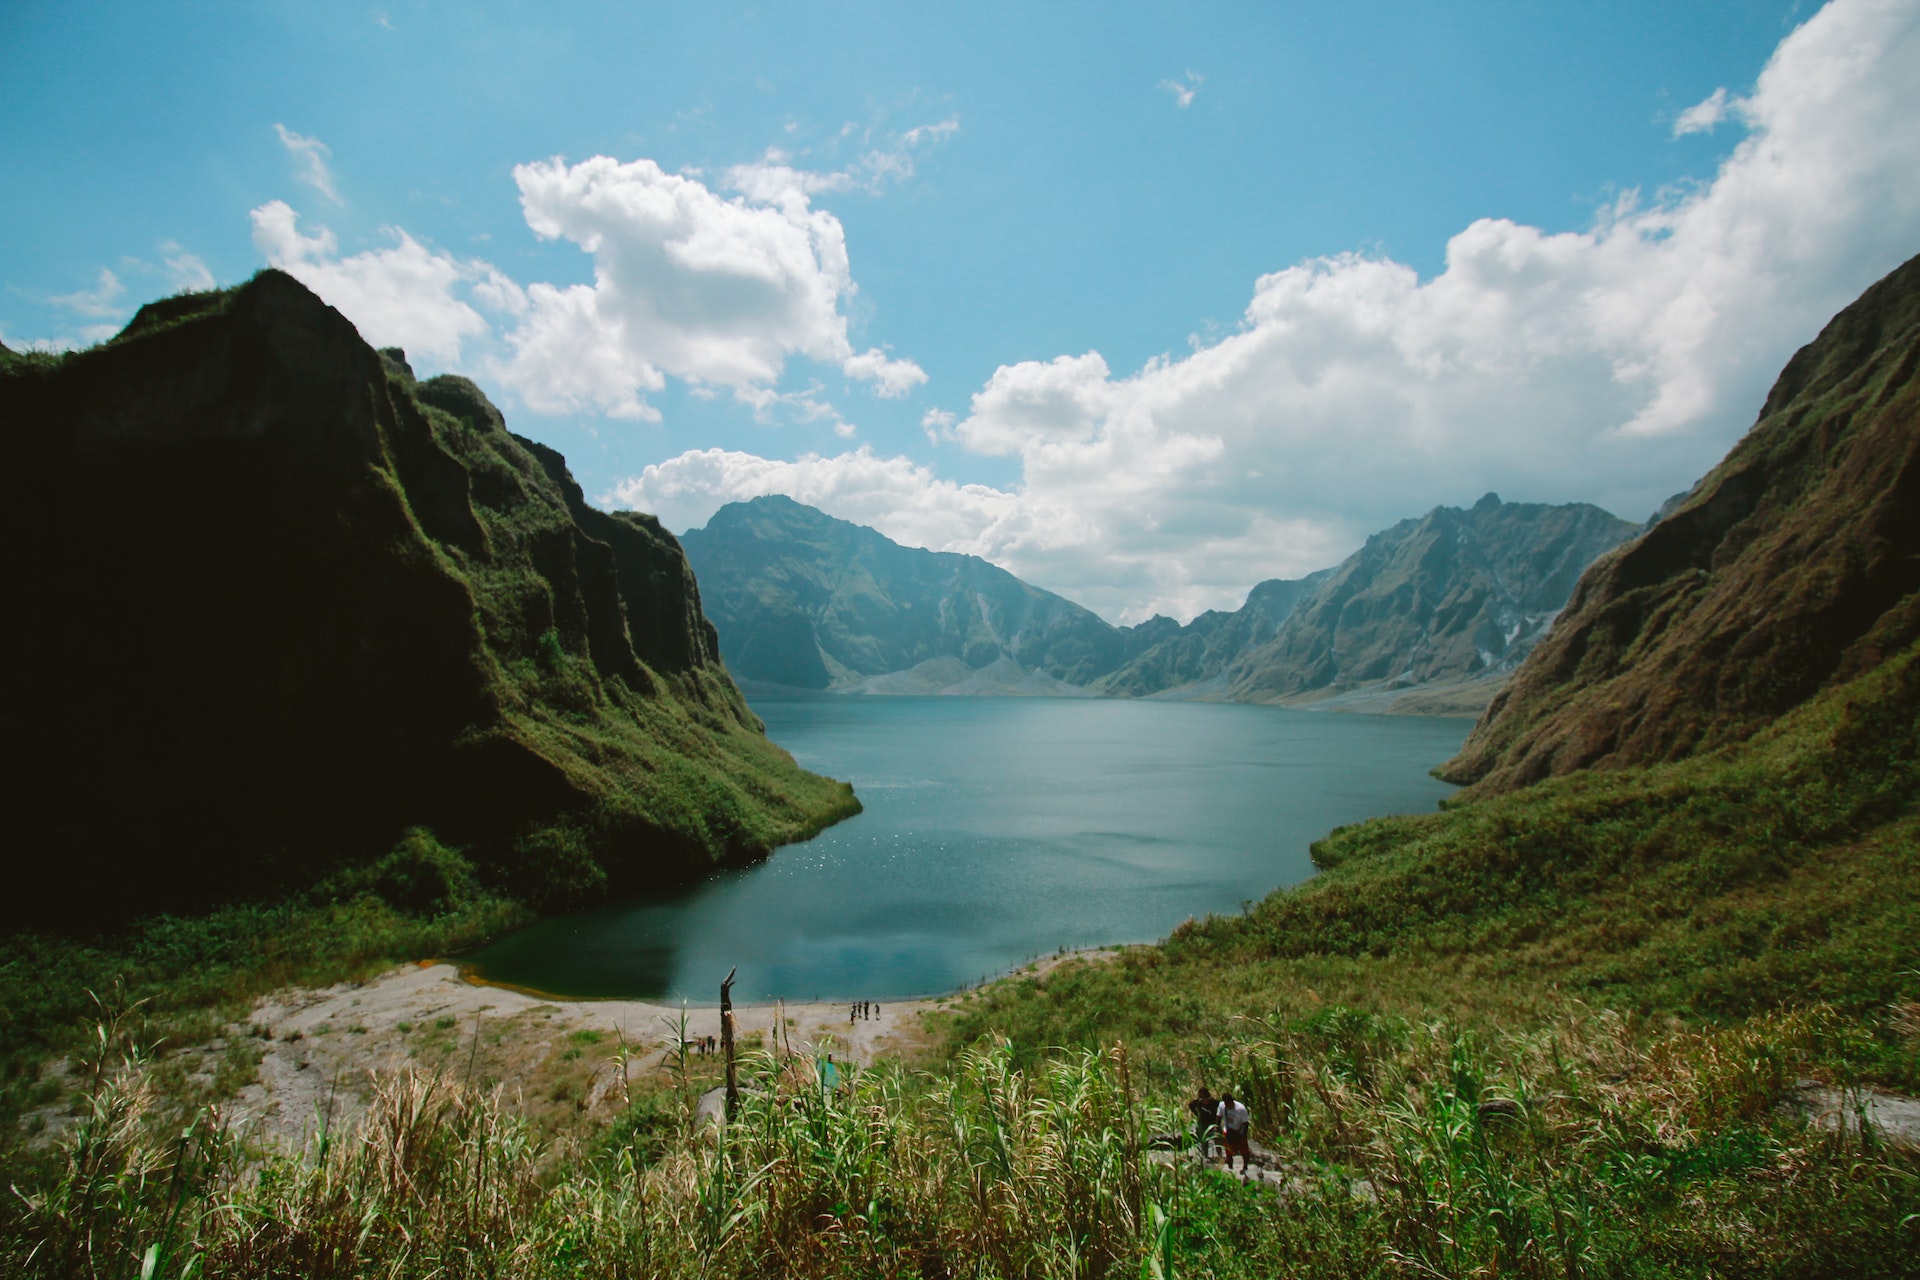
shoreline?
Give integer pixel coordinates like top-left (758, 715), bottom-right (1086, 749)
top-left (447, 942), bottom-right (1129, 1007)
top-left (223, 947), bottom-right (1124, 1148)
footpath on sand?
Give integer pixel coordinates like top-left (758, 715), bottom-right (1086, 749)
top-left (215, 948), bottom-right (1123, 1149)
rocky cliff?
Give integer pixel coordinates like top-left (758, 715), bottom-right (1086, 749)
top-left (1440, 251), bottom-right (1920, 793)
top-left (680, 495), bottom-right (1148, 691)
top-left (1092, 496), bottom-right (1637, 709)
top-left (1088, 575), bottom-right (1328, 698)
top-left (0, 271), bottom-right (855, 925)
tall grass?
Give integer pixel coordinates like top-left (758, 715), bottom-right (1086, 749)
top-left (5, 1006), bottom-right (1916, 1278)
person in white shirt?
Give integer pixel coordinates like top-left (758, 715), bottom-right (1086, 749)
top-left (1217, 1093), bottom-right (1252, 1172)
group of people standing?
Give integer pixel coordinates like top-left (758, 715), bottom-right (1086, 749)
top-left (848, 1000), bottom-right (881, 1024)
top-left (1186, 1085), bottom-right (1253, 1172)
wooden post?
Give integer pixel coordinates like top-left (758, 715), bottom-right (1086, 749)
top-left (720, 966), bottom-right (739, 1124)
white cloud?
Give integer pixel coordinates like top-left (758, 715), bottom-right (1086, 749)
top-left (250, 200), bottom-right (491, 363)
top-left (843, 346), bottom-right (928, 397)
top-left (1160, 71), bottom-right (1203, 109)
top-left (49, 268), bottom-right (127, 318)
top-left (274, 124), bottom-right (342, 205)
top-left (726, 117), bottom-right (961, 203)
top-left (1673, 86), bottom-right (1738, 136)
top-left (920, 407), bottom-right (957, 443)
top-left (607, 446), bottom-right (1019, 556)
top-left (616, 0), bottom-right (1920, 623)
top-left (495, 152), bottom-right (920, 419)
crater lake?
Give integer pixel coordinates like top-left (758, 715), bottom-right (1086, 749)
top-left (463, 696), bottom-right (1471, 1002)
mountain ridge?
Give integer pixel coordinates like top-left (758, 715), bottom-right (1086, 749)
top-left (1441, 249), bottom-right (1920, 792)
top-left (686, 492), bottom-right (1638, 713)
top-left (0, 271), bottom-right (857, 924)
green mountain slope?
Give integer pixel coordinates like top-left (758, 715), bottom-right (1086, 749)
top-left (963, 252), bottom-right (1920, 1046)
top-left (1441, 251), bottom-right (1920, 794)
top-left (679, 494), bottom-right (1144, 690)
top-left (0, 272), bottom-right (856, 926)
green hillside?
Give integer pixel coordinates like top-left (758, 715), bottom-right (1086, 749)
top-left (0, 272), bottom-right (856, 928)
top-left (4, 257), bottom-right (1918, 1277)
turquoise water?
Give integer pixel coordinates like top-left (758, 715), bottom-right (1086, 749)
top-left (463, 696), bottom-right (1470, 1002)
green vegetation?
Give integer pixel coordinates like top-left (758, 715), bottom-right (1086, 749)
top-left (951, 640), bottom-right (1920, 1081)
top-left (3, 260), bottom-right (1916, 1275)
top-left (4, 1008), bottom-right (1915, 1278)
top-left (3, 634), bottom-right (1913, 1276)
top-left (0, 829), bottom-right (523, 1124)
top-left (1, 270), bottom-right (858, 928)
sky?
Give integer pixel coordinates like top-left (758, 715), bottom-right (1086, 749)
top-left (6, 1), bottom-right (1920, 623)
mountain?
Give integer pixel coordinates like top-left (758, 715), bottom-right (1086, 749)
top-left (1091, 496), bottom-right (1639, 710)
top-left (1219, 496), bottom-right (1640, 708)
top-left (1087, 575), bottom-right (1329, 698)
top-left (679, 495), bottom-right (1150, 692)
top-left (1441, 250), bottom-right (1920, 794)
top-left (0, 271), bottom-right (856, 925)
top-left (686, 493), bottom-right (1638, 710)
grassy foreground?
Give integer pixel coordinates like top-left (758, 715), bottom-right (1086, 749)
top-left (3, 643), bottom-right (1917, 1276)
top-left (4, 1006), bottom-right (1915, 1278)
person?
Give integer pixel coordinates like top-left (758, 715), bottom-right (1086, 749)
top-left (1186, 1085), bottom-right (1218, 1156)
top-left (1217, 1093), bottom-right (1252, 1173)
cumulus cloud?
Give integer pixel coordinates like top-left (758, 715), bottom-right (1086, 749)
top-left (496, 154), bottom-right (880, 419)
top-left (843, 346), bottom-right (928, 397)
top-left (244, 139), bottom-right (935, 418)
top-left (275, 124), bottom-right (342, 204)
top-left (607, 446), bottom-right (1019, 556)
top-left (250, 200), bottom-right (494, 363)
top-left (624, 0), bottom-right (1920, 622)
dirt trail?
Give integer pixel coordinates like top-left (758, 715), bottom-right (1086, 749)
top-left (223, 949), bottom-right (1124, 1149)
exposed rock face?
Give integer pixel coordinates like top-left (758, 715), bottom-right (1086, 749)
top-left (1222, 497), bottom-right (1639, 704)
top-left (1440, 251), bottom-right (1920, 793)
top-left (0, 272), bottom-right (854, 924)
top-left (684, 493), bottom-right (1636, 709)
top-left (1094, 497), bottom-right (1637, 707)
top-left (1089, 576), bottom-right (1327, 698)
top-left (680, 495), bottom-right (1147, 690)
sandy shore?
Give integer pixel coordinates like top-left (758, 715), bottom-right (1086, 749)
top-left (225, 948), bottom-right (1122, 1148)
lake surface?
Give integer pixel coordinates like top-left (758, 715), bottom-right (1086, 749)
top-left (463, 696), bottom-right (1470, 1002)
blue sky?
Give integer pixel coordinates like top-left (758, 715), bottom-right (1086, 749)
top-left (6, 1), bottom-right (1919, 620)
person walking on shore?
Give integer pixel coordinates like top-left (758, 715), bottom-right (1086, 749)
top-left (1217, 1093), bottom-right (1252, 1174)
top-left (1186, 1085), bottom-right (1219, 1157)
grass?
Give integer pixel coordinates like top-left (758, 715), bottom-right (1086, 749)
top-left (2, 637), bottom-right (1914, 1276)
top-left (1, 642), bottom-right (1913, 1279)
top-left (3, 1007), bottom-right (1915, 1279)
top-left (947, 638), bottom-right (1920, 1089)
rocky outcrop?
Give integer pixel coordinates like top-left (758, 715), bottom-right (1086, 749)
top-left (1440, 251), bottom-right (1920, 793)
top-left (686, 493), bottom-right (1636, 709)
top-left (0, 271), bottom-right (855, 925)
top-left (1092, 497), bottom-right (1636, 708)
top-left (1223, 497), bottom-right (1639, 705)
top-left (1090, 575), bottom-right (1327, 698)
top-left (680, 495), bottom-right (1148, 690)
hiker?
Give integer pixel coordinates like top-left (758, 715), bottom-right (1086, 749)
top-left (1186, 1085), bottom-right (1218, 1155)
top-left (1217, 1092), bottom-right (1252, 1173)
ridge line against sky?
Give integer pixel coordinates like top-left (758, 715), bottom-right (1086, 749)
top-left (5, 1), bottom-right (1919, 623)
